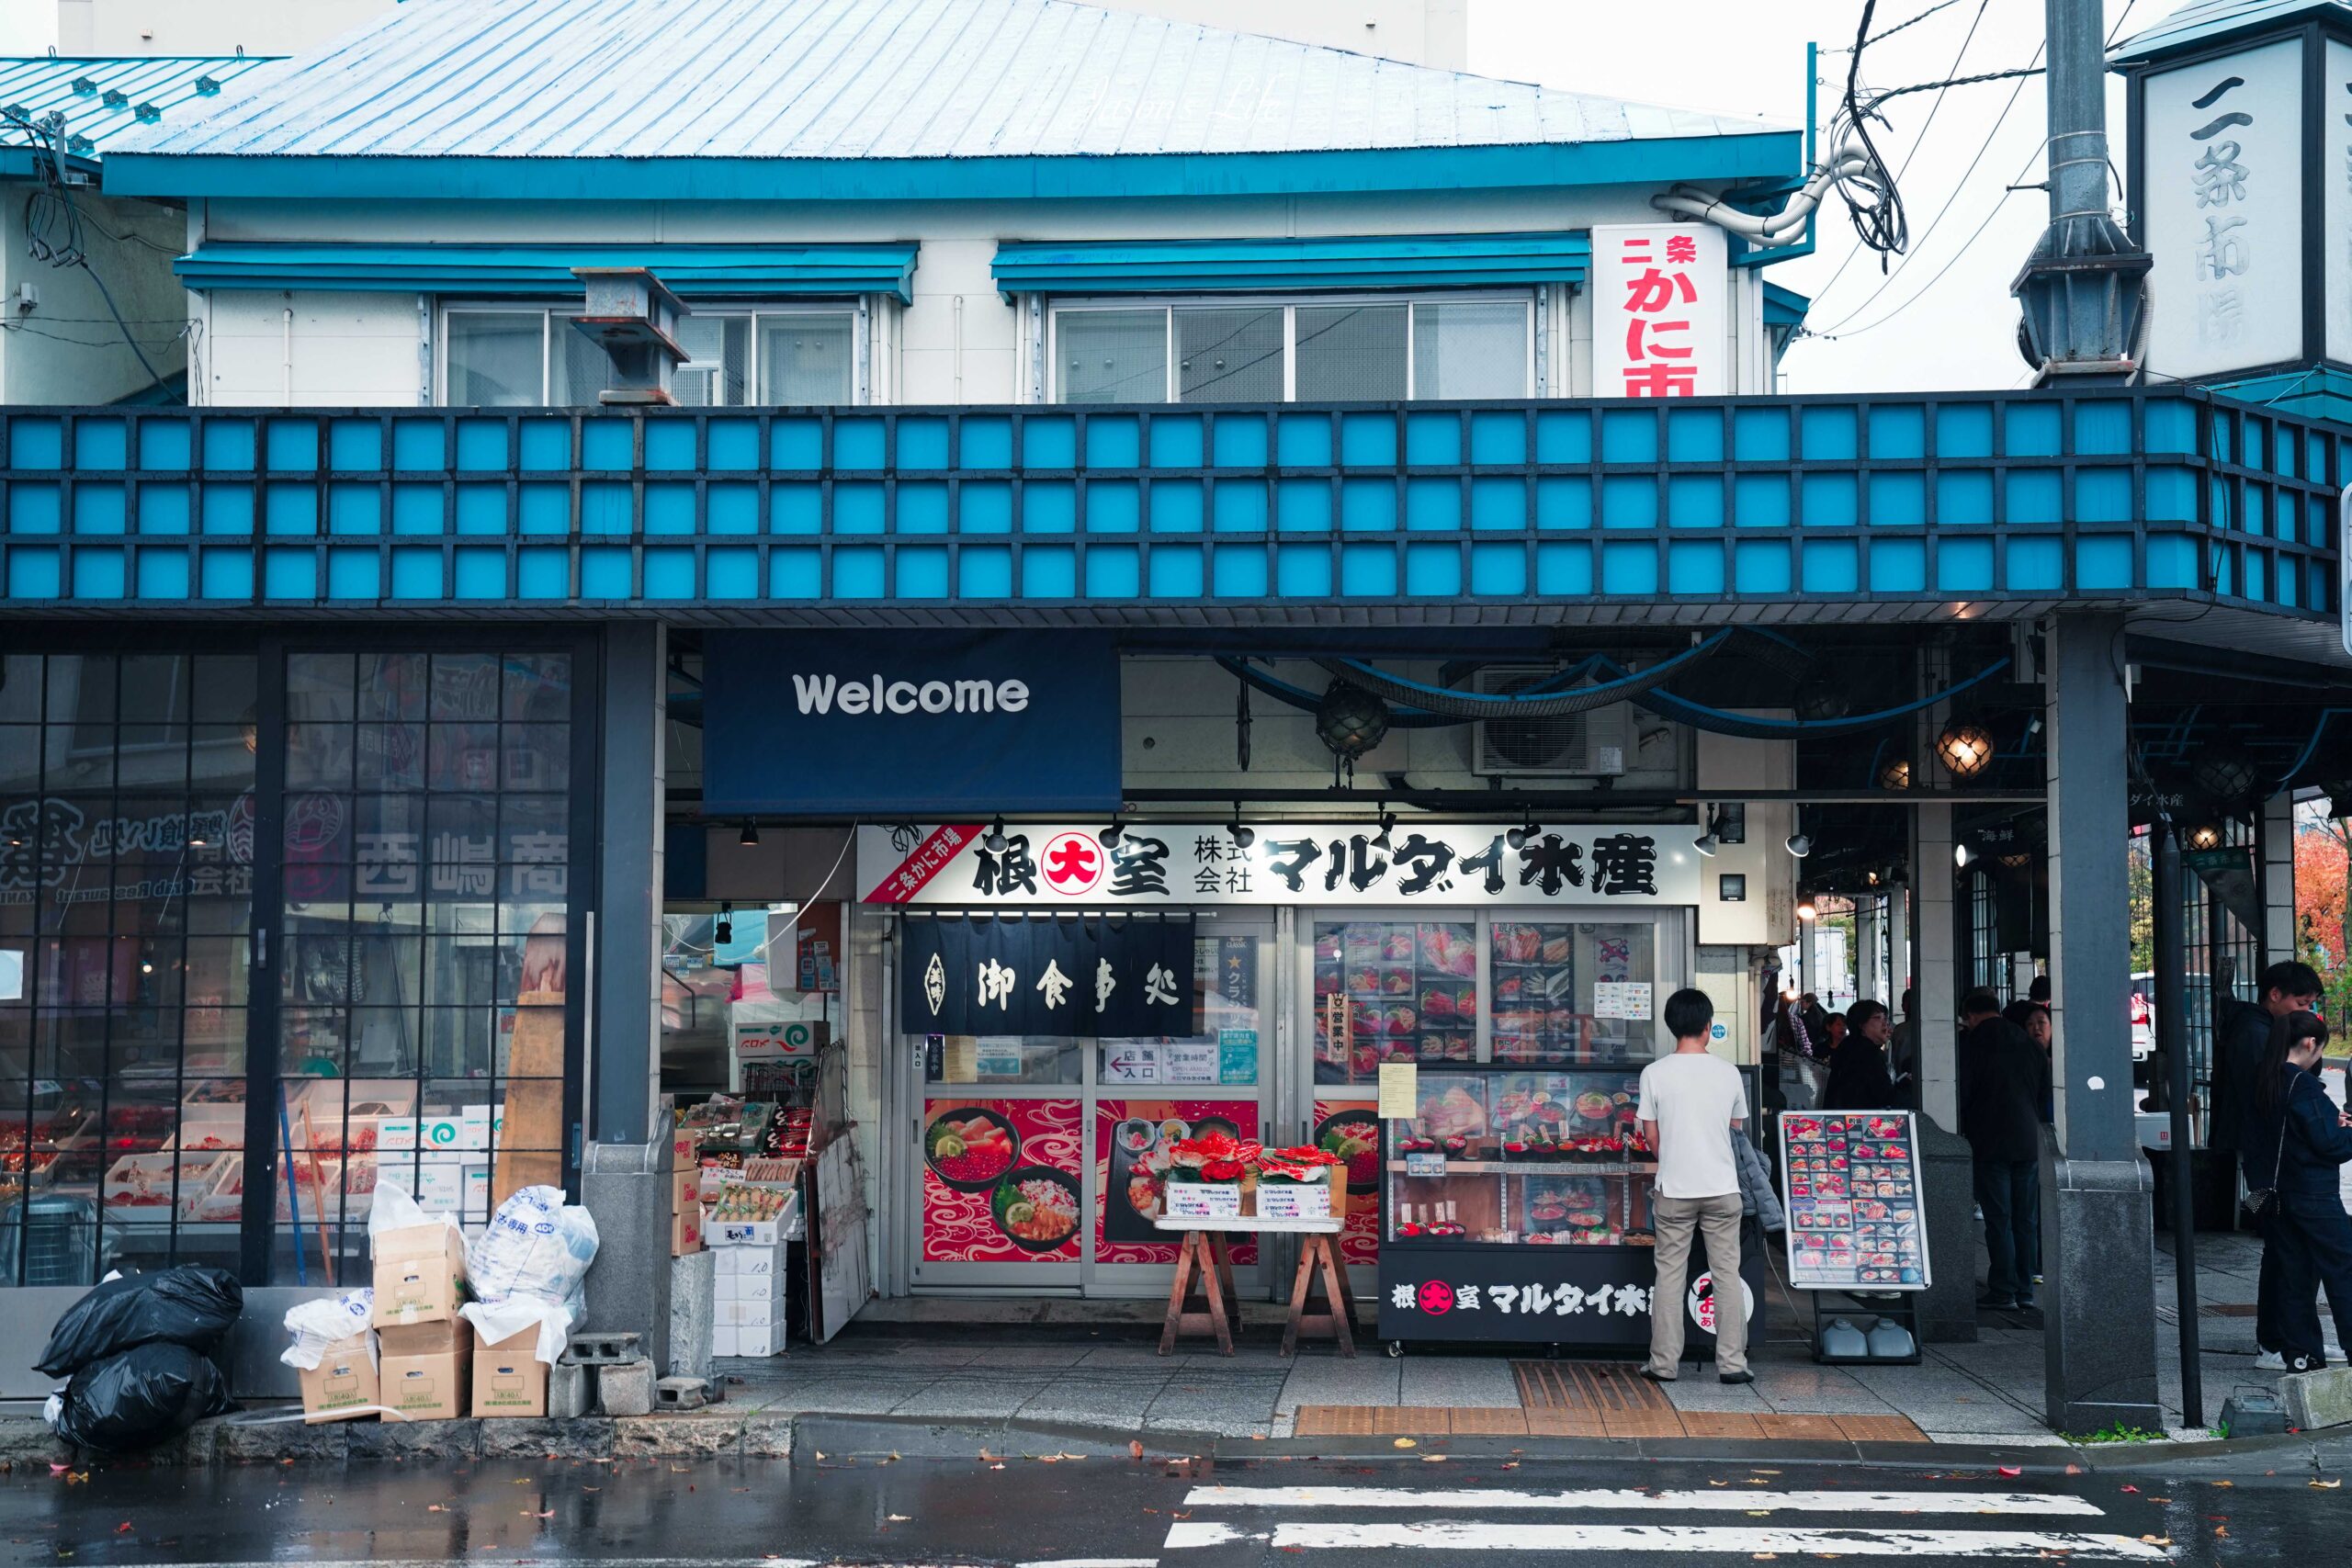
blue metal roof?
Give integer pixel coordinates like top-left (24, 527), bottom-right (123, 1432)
top-left (177, 242), bottom-right (920, 301)
top-left (2109, 0), bottom-right (2352, 64)
top-left (991, 232), bottom-right (1593, 297)
top-left (104, 0), bottom-right (1794, 202)
top-left (0, 54), bottom-right (281, 158)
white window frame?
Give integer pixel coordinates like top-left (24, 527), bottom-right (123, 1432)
top-left (1043, 291), bottom-right (1539, 404)
top-left (435, 300), bottom-right (871, 407)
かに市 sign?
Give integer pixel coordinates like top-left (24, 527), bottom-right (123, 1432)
top-left (1590, 222), bottom-right (1727, 398)
top-left (858, 823), bottom-right (1706, 908)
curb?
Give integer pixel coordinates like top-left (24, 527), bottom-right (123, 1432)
top-left (5, 1410), bottom-right (2345, 1473)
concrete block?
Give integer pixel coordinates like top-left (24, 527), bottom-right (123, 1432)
top-left (564, 1331), bottom-right (644, 1366)
top-left (613, 1412), bottom-right (744, 1457)
top-left (2282, 1365), bottom-right (2352, 1431)
top-left (1914, 1118), bottom-right (1980, 1344)
top-left (741, 1414), bottom-right (794, 1457)
top-left (582, 1145), bottom-right (675, 1374)
top-left (598, 1358), bottom-right (656, 1417)
top-left (479, 1416), bottom-right (614, 1459)
top-left (656, 1375), bottom-right (708, 1411)
top-left (669, 1248), bottom-right (715, 1383)
top-left (349, 1417), bottom-right (482, 1461)
top-left (547, 1359), bottom-right (592, 1420)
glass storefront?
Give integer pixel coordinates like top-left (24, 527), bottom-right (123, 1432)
top-left (0, 636), bottom-right (589, 1288)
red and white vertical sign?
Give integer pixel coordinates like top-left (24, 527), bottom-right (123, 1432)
top-left (1591, 223), bottom-right (1728, 398)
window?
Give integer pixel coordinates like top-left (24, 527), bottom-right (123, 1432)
top-left (442, 305), bottom-right (860, 407)
top-left (1049, 295), bottom-right (1532, 403)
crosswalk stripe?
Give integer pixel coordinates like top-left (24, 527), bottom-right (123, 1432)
top-left (1161, 1521), bottom-right (2165, 1558)
top-left (1180, 1484), bottom-right (2105, 1516)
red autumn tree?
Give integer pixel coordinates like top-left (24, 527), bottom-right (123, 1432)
top-left (2297, 813), bottom-right (2351, 967)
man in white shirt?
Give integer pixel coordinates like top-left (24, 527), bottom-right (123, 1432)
top-left (1637, 987), bottom-right (1752, 1382)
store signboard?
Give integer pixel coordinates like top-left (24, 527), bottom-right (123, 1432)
top-left (1377, 1246), bottom-right (1764, 1349)
top-left (1777, 1110), bottom-right (1930, 1292)
top-left (898, 913), bottom-right (1195, 1037)
top-left (700, 630), bottom-right (1121, 818)
top-left (1590, 222), bottom-right (1728, 398)
top-left (860, 822), bottom-right (1703, 908)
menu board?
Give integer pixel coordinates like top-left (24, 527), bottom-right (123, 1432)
top-left (1776, 1111), bottom-right (1930, 1292)
top-left (1312, 920), bottom-right (1477, 1082)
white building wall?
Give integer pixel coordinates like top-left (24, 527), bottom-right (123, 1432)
top-left (200, 288), bottom-right (420, 406)
top-left (1, 189), bottom-right (187, 405)
top-left (198, 188), bottom-right (1760, 407)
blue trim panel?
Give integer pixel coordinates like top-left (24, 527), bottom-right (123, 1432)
top-left (992, 231), bottom-right (1591, 296)
top-left (2207, 367), bottom-right (2352, 428)
top-left (1, 392), bottom-right (2339, 621)
top-left (102, 133), bottom-right (1803, 204)
top-left (1762, 281), bottom-right (1811, 329)
top-left (177, 243), bottom-right (920, 303)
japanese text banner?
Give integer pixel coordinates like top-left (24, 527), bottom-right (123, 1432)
top-left (1590, 222), bottom-right (1727, 399)
top-left (899, 913), bottom-right (1194, 1037)
top-left (861, 823), bottom-right (1703, 908)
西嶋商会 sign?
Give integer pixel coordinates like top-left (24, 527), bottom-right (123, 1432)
top-left (860, 822), bottom-right (1705, 908)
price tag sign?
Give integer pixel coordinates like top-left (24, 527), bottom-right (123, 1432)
top-left (1592, 982), bottom-right (1654, 1021)
top-left (1405, 1151), bottom-right (1446, 1179)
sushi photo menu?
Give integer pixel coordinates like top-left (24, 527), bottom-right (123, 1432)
top-left (1774, 1111), bottom-right (1931, 1292)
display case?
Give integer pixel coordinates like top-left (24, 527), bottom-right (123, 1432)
top-left (1375, 1061), bottom-right (1766, 1353)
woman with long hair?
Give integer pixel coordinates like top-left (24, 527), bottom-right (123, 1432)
top-left (1823, 999), bottom-right (1895, 1110)
top-left (2243, 1010), bottom-right (2352, 1372)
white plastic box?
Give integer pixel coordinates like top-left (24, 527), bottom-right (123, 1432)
top-left (1165, 1181), bottom-right (1242, 1220)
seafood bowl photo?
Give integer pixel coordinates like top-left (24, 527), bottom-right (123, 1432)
top-left (990, 1165), bottom-right (1084, 1252)
top-left (1312, 1111), bottom-right (1383, 1193)
top-left (923, 1108), bottom-right (1022, 1192)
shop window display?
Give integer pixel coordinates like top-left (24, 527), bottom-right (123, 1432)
top-left (1312, 919), bottom-right (1477, 1082)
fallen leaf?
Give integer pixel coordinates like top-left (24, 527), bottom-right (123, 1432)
top-left (989, 1462), bottom-right (1004, 1471)
top-left (427, 1506), bottom-right (449, 1514)
top-left (1129, 1440), bottom-right (1146, 1461)
top-left (528, 1510), bottom-right (555, 1519)
top-left (2120, 1485), bottom-right (2138, 1494)
top-left (1998, 1467), bottom-right (2023, 1478)
top-left (1392, 1438), bottom-right (1417, 1450)
top-left (2310, 1479), bottom-right (2342, 1490)
top-left (45, 1466), bottom-right (65, 1477)
top-left (580, 1487), bottom-right (600, 1494)
top-left (887, 1514), bottom-right (911, 1523)
top-left (2211, 1480), bottom-right (2234, 1488)
top-left (112, 1525), bottom-right (130, 1535)
top-left (1501, 1461), bottom-right (1520, 1470)
top-left (813, 1451), bottom-right (825, 1461)
top-left (1749, 1510), bottom-right (1771, 1517)
top-left (2140, 1536), bottom-right (2171, 1547)
top-left (2215, 1526), bottom-right (2229, 1538)
top-left (1420, 1455), bottom-right (1447, 1463)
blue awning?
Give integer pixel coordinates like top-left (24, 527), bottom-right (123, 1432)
top-left (991, 231), bottom-right (1590, 297)
top-left (175, 243), bottom-right (920, 302)
top-left (1762, 281), bottom-right (1811, 329)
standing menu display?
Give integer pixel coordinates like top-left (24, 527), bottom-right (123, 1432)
top-left (1776, 1111), bottom-right (1930, 1291)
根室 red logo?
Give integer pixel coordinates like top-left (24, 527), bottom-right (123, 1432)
top-left (1043, 831), bottom-right (1102, 895)
top-left (1418, 1280), bottom-right (1453, 1315)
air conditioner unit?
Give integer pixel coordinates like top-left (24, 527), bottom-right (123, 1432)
top-left (1471, 666), bottom-right (1633, 777)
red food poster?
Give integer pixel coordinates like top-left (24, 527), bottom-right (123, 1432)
top-left (1313, 1098), bottom-right (1382, 1266)
top-left (1094, 1100), bottom-right (1260, 1265)
top-left (921, 1099), bottom-right (1083, 1263)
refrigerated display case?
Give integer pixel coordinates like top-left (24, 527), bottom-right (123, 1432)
top-left (1375, 1062), bottom-right (1768, 1354)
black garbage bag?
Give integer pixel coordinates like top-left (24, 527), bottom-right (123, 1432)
top-left (52, 1342), bottom-right (234, 1454)
top-left (34, 1266), bottom-right (243, 1378)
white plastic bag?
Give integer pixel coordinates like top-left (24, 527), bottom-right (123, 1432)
top-left (368, 1181), bottom-right (461, 1247)
top-left (468, 1185), bottom-right (599, 1306)
top-left (458, 1294), bottom-right (572, 1366)
top-left (280, 1288), bottom-right (376, 1371)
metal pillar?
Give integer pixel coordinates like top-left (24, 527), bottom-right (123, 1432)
top-left (2153, 820), bottom-right (2205, 1427)
top-left (2041, 612), bottom-right (2164, 1433)
top-left (2260, 792), bottom-right (2297, 965)
top-left (1913, 804), bottom-right (1960, 1132)
top-left (2012, 0), bottom-right (2151, 377)
top-left (580, 620), bottom-right (675, 1367)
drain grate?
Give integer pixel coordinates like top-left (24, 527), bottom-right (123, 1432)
top-left (1511, 1359), bottom-right (1674, 1414)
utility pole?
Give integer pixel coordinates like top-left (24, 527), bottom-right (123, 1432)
top-left (2011, 0), bottom-right (2152, 379)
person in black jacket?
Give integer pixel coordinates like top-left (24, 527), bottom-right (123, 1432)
top-left (1823, 999), bottom-right (1896, 1110)
top-left (2211, 961), bottom-right (2324, 1364)
top-left (2241, 1010), bottom-right (2352, 1371)
top-left (1958, 988), bottom-right (2051, 1310)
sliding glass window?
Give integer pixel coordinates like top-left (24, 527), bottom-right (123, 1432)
top-left (1048, 295), bottom-right (1532, 403)
top-left (442, 305), bottom-right (862, 407)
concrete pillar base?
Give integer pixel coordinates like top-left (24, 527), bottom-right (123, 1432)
top-left (2041, 1148), bottom-right (2164, 1434)
top-left (1916, 1119), bottom-right (1980, 1344)
top-left (582, 1138), bottom-right (675, 1375)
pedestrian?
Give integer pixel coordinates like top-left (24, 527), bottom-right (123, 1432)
top-left (1824, 999), bottom-right (1896, 1110)
top-left (1638, 987), bottom-right (1753, 1384)
top-left (2211, 960), bottom-right (2324, 1368)
top-left (2004, 998), bottom-right (2055, 1124)
top-left (2241, 1009), bottom-right (2352, 1372)
top-left (2029, 974), bottom-right (2051, 1007)
top-left (1958, 987), bottom-right (2049, 1310)
top-left (1888, 987), bottom-right (1920, 1109)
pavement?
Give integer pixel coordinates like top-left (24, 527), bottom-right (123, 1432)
top-left (2, 1437), bottom-right (2343, 1567)
top-left (700, 1226), bottom-right (2293, 1446)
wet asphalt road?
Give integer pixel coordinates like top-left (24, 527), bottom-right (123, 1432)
top-left (0, 1445), bottom-right (2339, 1567)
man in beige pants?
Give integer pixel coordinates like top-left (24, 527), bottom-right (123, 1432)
top-left (1638, 987), bottom-right (1752, 1382)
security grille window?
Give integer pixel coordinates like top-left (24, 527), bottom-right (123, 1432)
top-left (442, 306), bottom-right (860, 407)
top-left (0, 650), bottom-right (260, 1287)
top-left (1048, 295), bottom-right (1533, 403)
top-left (1967, 871), bottom-right (2001, 996)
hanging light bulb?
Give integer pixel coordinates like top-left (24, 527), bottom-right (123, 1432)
top-left (2186, 821), bottom-right (2223, 852)
top-left (1102, 818), bottom-right (1125, 847)
top-left (983, 818), bottom-right (1009, 854)
top-left (1796, 897), bottom-right (1818, 922)
top-left (1692, 805), bottom-right (1721, 858)
top-left (1506, 819), bottom-right (1541, 851)
top-left (1936, 717), bottom-right (1996, 781)
top-left (1228, 816), bottom-right (1255, 850)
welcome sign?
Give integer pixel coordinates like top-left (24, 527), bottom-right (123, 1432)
top-left (701, 631), bottom-right (1122, 817)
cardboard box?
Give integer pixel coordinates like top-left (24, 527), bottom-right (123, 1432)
top-left (378, 1117), bottom-right (419, 1153)
top-left (298, 1332), bottom-right (379, 1424)
top-left (371, 1222), bottom-right (469, 1328)
top-left (378, 1321), bottom-right (471, 1420)
top-left (670, 1167), bottom-right (701, 1213)
top-left (1165, 1180), bottom-right (1243, 1220)
top-left (671, 1204), bottom-right (703, 1255)
top-left (470, 1325), bottom-right (548, 1418)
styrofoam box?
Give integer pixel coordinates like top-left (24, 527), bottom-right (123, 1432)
top-left (737, 1250), bottom-right (777, 1277)
top-left (378, 1117), bottom-right (418, 1152)
top-left (713, 1220), bottom-right (780, 1247)
top-left (711, 1326), bottom-right (739, 1358)
top-left (714, 1247), bottom-right (741, 1277)
top-left (740, 1302), bottom-right (773, 1329)
top-left (737, 1327), bottom-right (775, 1358)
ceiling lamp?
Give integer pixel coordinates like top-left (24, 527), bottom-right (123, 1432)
top-left (1313, 681), bottom-right (1391, 786)
top-left (740, 820), bottom-right (761, 848)
top-left (1373, 809), bottom-right (1397, 850)
top-left (1506, 819), bottom-right (1542, 851)
top-left (1693, 806), bottom-right (1721, 858)
top-left (2186, 821), bottom-right (2224, 852)
top-left (1794, 674), bottom-right (1851, 723)
top-left (982, 818), bottom-right (1008, 854)
top-left (1936, 717), bottom-right (1996, 781)
top-left (1954, 842), bottom-right (1973, 868)
top-left (1227, 810), bottom-right (1256, 850)
top-left (1878, 757), bottom-right (1913, 791)
top-left (2192, 752), bottom-right (2259, 809)
top-left (1796, 896), bottom-right (1818, 922)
